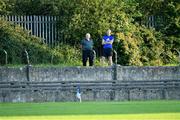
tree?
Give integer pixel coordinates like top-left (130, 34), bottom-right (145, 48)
top-left (0, 0), bottom-right (8, 14)
top-left (1, 0), bottom-right (178, 65)
top-left (135, 0), bottom-right (180, 64)
top-left (56, 0), bottom-right (172, 65)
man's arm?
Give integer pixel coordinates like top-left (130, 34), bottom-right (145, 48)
top-left (106, 40), bottom-right (113, 44)
top-left (102, 39), bottom-right (114, 44)
top-left (102, 39), bottom-right (106, 45)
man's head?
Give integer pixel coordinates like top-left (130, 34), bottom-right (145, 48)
top-left (106, 29), bottom-right (111, 36)
top-left (86, 33), bottom-right (91, 40)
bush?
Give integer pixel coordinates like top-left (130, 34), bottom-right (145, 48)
top-left (0, 19), bottom-right (82, 65)
top-left (56, 0), bottom-right (179, 66)
top-left (114, 24), bottom-right (179, 66)
top-left (54, 44), bottom-right (82, 66)
top-left (1, 0), bottom-right (179, 66)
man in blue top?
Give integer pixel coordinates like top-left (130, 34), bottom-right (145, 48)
top-left (81, 33), bottom-right (94, 66)
top-left (102, 29), bottom-right (114, 66)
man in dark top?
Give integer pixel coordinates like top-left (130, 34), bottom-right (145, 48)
top-left (102, 29), bottom-right (114, 66)
top-left (81, 33), bottom-right (94, 66)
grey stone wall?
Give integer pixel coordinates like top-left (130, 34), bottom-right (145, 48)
top-left (1, 66), bottom-right (179, 82)
top-left (117, 66), bottom-right (180, 81)
top-left (1, 88), bottom-right (180, 102)
top-left (0, 66), bottom-right (27, 82)
top-left (0, 66), bottom-right (113, 82)
top-left (0, 65), bottom-right (180, 102)
top-left (29, 66), bottom-right (113, 82)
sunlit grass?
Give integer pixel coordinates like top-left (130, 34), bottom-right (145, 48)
top-left (1, 113), bottom-right (180, 120)
top-left (0, 101), bottom-right (180, 120)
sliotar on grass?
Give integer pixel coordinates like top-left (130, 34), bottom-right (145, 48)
top-left (0, 101), bottom-right (180, 120)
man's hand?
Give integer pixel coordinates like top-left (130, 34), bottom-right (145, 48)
top-left (102, 40), bottom-right (105, 45)
top-left (102, 39), bottom-right (113, 45)
top-left (105, 41), bottom-right (113, 44)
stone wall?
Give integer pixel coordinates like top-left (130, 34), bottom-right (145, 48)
top-left (0, 65), bottom-right (180, 102)
top-left (0, 67), bottom-right (27, 82)
top-left (0, 66), bottom-right (113, 82)
top-left (117, 66), bottom-right (180, 81)
top-left (1, 88), bottom-right (180, 102)
top-left (1, 65), bottom-right (179, 82)
top-left (30, 66), bottom-right (113, 81)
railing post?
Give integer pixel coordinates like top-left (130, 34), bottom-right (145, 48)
top-left (24, 49), bottom-right (30, 65)
top-left (179, 52), bottom-right (180, 65)
top-left (93, 50), bottom-right (96, 63)
top-left (113, 50), bottom-right (117, 65)
top-left (24, 49), bottom-right (30, 82)
top-left (112, 50), bottom-right (118, 80)
top-left (51, 54), bottom-right (54, 64)
top-left (3, 50), bottom-right (8, 65)
top-left (174, 49), bottom-right (180, 65)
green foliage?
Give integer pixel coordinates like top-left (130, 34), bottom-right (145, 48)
top-left (0, 0), bottom-right (179, 66)
top-left (0, 0), bottom-right (7, 14)
top-left (0, 0), bottom-right (59, 15)
top-left (0, 19), bottom-right (56, 64)
top-left (0, 0), bottom-right (16, 15)
top-left (0, 19), bottom-right (82, 65)
top-left (139, 28), bottom-right (165, 65)
top-left (57, 0), bottom-right (134, 45)
top-left (13, 0), bottom-right (59, 15)
top-left (57, 0), bottom-right (178, 66)
top-left (115, 33), bottom-right (142, 65)
top-left (134, 1), bottom-right (180, 29)
top-left (115, 26), bottom-right (166, 66)
top-left (136, 0), bottom-right (180, 36)
top-left (162, 36), bottom-right (180, 64)
top-left (135, 0), bottom-right (180, 61)
top-left (54, 44), bottom-right (82, 66)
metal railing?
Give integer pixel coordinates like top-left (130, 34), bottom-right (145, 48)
top-left (24, 49), bottom-right (30, 65)
top-left (1, 49), bottom-right (8, 65)
top-left (51, 55), bottom-right (54, 64)
top-left (174, 49), bottom-right (180, 64)
top-left (0, 15), bottom-right (59, 47)
top-left (0, 49), bottom-right (116, 66)
top-left (113, 50), bottom-right (117, 65)
top-left (93, 50), bottom-right (96, 63)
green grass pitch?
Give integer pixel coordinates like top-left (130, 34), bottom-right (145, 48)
top-left (0, 101), bottom-right (180, 120)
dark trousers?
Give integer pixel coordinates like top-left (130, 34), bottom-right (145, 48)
top-left (82, 50), bottom-right (94, 66)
